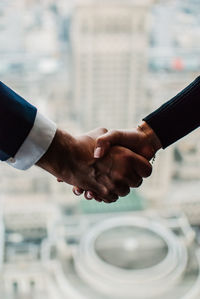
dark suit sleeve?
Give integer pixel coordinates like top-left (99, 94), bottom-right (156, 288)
top-left (143, 76), bottom-right (200, 148)
top-left (0, 81), bottom-right (37, 161)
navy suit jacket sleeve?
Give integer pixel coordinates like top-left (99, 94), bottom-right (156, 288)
top-left (0, 81), bottom-right (37, 161)
top-left (143, 76), bottom-right (200, 148)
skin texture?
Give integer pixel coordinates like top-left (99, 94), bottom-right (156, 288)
top-left (73, 122), bottom-right (162, 200)
top-left (37, 127), bottom-right (152, 203)
top-left (93, 122), bottom-right (162, 160)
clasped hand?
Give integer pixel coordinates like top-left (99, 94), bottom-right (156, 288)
top-left (53, 127), bottom-right (153, 203)
top-left (72, 124), bottom-right (162, 203)
top-left (37, 126), bottom-right (159, 203)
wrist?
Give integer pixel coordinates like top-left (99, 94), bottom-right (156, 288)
top-left (137, 121), bottom-right (162, 159)
top-left (36, 128), bottom-right (76, 181)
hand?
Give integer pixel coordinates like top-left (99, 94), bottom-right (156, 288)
top-left (73, 122), bottom-right (161, 199)
top-left (37, 128), bottom-right (116, 202)
top-left (37, 127), bottom-right (152, 203)
top-left (93, 121), bottom-right (162, 160)
top-left (86, 144), bottom-right (152, 202)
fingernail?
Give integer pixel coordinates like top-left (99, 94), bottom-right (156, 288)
top-left (86, 191), bottom-right (93, 199)
top-left (74, 189), bottom-right (81, 196)
top-left (94, 147), bottom-right (102, 158)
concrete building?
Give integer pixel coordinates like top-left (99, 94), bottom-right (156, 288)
top-left (71, 0), bottom-right (155, 131)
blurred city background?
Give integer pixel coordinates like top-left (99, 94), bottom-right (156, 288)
top-left (0, 0), bottom-right (200, 298)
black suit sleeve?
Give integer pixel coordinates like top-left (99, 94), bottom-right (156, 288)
top-left (143, 76), bottom-right (200, 149)
top-left (0, 81), bottom-right (37, 161)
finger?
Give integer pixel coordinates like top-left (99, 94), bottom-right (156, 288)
top-left (86, 191), bottom-right (116, 203)
top-left (83, 180), bottom-right (107, 199)
top-left (85, 191), bottom-right (94, 200)
top-left (83, 177), bottom-right (119, 203)
top-left (84, 191), bottom-right (116, 203)
top-left (103, 193), bottom-right (119, 203)
top-left (137, 178), bottom-right (143, 188)
top-left (94, 130), bottom-right (122, 158)
top-left (94, 190), bottom-right (119, 203)
top-left (113, 181), bottom-right (130, 197)
top-left (102, 198), bottom-right (117, 204)
top-left (136, 157), bottom-right (152, 178)
top-left (127, 174), bottom-right (143, 188)
top-left (129, 153), bottom-right (152, 178)
top-left (84, 190), bottom-right (95, 199)
top-left (95, 194), bottom-right (118, 203)
top-left (73, 186), bottom-right (84, 196)
top-left (94, 197), bottom-right (103, 203)
top-left (85, 191), bottom-right (104, 202)
top-left (93, 193), bottom-right (103, 202)
top-left (113, 168), bottom-right (142, 189)
top-left (57, 178), bottom-right (63, 182)
top-left (95, 174), bottom-right (120, 201)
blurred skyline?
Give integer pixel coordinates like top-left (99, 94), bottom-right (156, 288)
top-left (0, 0), bottom-right (200, 298)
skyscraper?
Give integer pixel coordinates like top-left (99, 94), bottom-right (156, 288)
top-left (71, 0), bottom-right (155, 131)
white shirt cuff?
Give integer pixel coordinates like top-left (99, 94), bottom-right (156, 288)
top-left (7, 112), bottom-right (57, 170)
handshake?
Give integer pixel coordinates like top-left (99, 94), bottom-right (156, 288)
top-left (37, 121), bottom-right (162, 203)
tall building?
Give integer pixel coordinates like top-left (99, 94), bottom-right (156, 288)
top-left (71, 0), bottom-right (155, 131)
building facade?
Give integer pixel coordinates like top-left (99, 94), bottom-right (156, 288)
top-left (72, 0), bottom-right (155, 131)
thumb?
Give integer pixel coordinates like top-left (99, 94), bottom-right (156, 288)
top-left (94, 130), bottom-right (122, 158)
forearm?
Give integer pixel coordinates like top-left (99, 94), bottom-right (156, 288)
top-left (143, 76), bottom-right (200, 148)
top-left (137, 121), bottom-right (162, 158)
top-left (36, 128), bottom-right (75, 182)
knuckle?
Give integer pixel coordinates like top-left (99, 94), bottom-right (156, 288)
top-left (101, 188), bottom-right (109, 197)
top-left (95, 197), bottom-right (103, 202)
top-left (114, 182), bottom-right (130, 197)
top-left (101, 189), bottom-right (118, 201)
top-left (116, 173), bottom-right (125, 182)
top-left (129, 176), bottom-right (142, 188)
top-left (103, 198), bottom-right (111, 204)
top-left (111, 193), bottom-right (119, 201)
top-left (112, 197), bottom-right (118, 203)
top-left (119, 188), bottom-right (130, 197)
